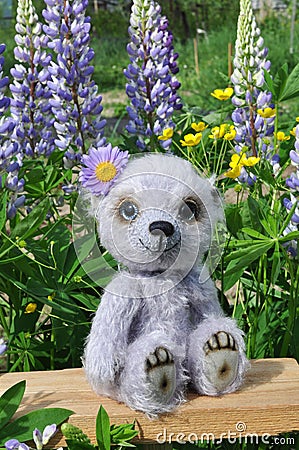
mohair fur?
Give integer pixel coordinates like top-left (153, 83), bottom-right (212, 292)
top-left (83, 154), bottom-right (248, 416)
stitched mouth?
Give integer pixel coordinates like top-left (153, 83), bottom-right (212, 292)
top-left (139, 238), bottom-right (180, 253)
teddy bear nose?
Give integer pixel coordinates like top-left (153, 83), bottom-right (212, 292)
top-left (149, 221), bottom-right (174, 237)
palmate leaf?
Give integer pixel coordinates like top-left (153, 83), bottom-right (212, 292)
top-left (0, 408), bottom-right (73, 445)
top-left (224, 241), bottom-right (274, 277)
top-left (0, 381), bottom-right (26, 430)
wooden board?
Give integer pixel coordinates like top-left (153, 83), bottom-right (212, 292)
top-left (0, 358), bottom-right (298, 447)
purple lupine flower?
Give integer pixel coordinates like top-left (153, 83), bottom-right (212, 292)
top-left (5, 440), bottom-right (30, 450)
top-left (0, 44), bottom-right (25, 219)
top-left (231, 0), bottom-right (274, 184)
top-left (0, 44), bottom-right (11, 118)
top-left (283, 124), bottom-right (299, 256)
top-left (0, 338), bottom-right (7, 355)
top-left (0, 44), bottom-right (16, 172)
top-left (283, 122), bottom-right (299, 255)
top-left (80, 143), bottom-right (129, 196)
top-left (286, 124), bottom-right (299, 192)
top-left (270, 153), bottom-right (281, 177)
top-left (33, 424), bottom-right (57, 449)
top-left (9, 0), bottom-right (55, 157)
top-left (125, 0), bottom-right (182, 150)
top-left (43, 0), bottom-right (106, 167)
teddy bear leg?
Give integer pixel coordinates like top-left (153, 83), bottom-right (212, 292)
top-left (187, 316), bottom-right (249, 396)
top-left (119, 332), bottom-right (186, 415)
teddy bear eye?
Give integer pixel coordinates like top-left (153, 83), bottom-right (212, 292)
top-left (179, 198), bottom-right (200, 222)
top-left (119, 200), bottom-right (139, 221)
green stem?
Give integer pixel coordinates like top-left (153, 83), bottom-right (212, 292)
top-left (274, 100), bottom-right (279, 150)
top-left (50, 327), bottom-right (55, 370)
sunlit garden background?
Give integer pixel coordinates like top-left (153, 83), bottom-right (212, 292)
top-left (0, 0), bottom-right (298, 447)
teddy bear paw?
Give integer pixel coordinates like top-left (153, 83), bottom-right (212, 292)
top-left (145, 347), bottom-right (176, 401)
top-left (203, 331), bottom-right (239, 393)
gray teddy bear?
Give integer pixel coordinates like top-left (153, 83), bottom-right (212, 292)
top-left (83, 153), bottom-right (248, 415)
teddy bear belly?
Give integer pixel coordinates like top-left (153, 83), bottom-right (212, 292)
top-left (127, 293), bottom-right (191, 346)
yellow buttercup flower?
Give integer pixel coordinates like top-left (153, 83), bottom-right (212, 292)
top-left (257, 107), bottom-right (276, 119)
top-left (296, 117), bottom-right (299, 122)
top-left (290, 127), bottom-right (296, 137)
top-left (225, 152), bottom-right (260, 178)
top-left (25, 302), bottom-right (37, 314)
top-left (275, 131), bottom-right (290, 141)
top-left (224, 125), bottom-right (237, 141)
top-left (244, 156), bottom-right (260, 166)
top-left (211, 87), bottom-right (234, 101)
top-left (224, 165), bottom-right (242, 178)
top-left (229, 153), bottom-right (247, 169)
top-left (158, 128), bottom-right (174, 141)
top-left (191, 122), bottom-right (207, 132)
top-left (209, 124), bottom-right (227, 139)
top-left (180, 133), bottom-right (202, 147)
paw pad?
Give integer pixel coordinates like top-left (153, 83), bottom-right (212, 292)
top-left (203, 331), bottom-right (239, 392)
top-left (145, 347), bottom-right (176, 399)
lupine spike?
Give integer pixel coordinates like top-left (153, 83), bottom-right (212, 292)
top-left (10, 0), bottom-right (55, 158)
top-left (0, 44), bottom-right (25, 219)
top-left (43, 0), bottom-right (106, 168)
top-left (60, 422), bottom-right (91, 443)
top-left (125, 0), bottom-right (182, 151)
top-left (0, 43), bottom-right (16, 176)
top-left (283, 123), bottom-right (299, 256)
top-left (231, 0), bottom-right (274, 184)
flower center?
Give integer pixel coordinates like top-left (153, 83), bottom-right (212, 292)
top-left (95, 161), bottom-right (117, 182)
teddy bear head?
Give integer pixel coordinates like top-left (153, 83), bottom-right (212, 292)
top-left (90, 154), bottom-right (224, 277)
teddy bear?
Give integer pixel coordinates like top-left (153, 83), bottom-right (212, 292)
top-left (83, 153), bottom-right (248, 415)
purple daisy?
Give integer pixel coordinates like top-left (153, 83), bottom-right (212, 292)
top-left (80, 144), bottom-right (129, 196)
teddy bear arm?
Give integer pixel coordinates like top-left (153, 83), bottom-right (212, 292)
top-left (187, 275), bottom-right (224, 325)
top-left (83, 290), bottom-right (140, 396)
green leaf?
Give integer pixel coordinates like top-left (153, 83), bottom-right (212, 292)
top-left (240, 197), bottom-right (263, 233)
top-left (263, 69), bottom-right (274, 95)
top-left (241, 228), bottom-right (267, 240)
top-left (96, 405), bottom-right (111, 450)
top-left (280, 62), bottom-right (299, 101)
top-left (112, 429), bottom-right (139, 442)
top-left (66, 441), bottom-right (95, 450)
top-left (273, 63), bottom-right (288, 101)
top-left (10, 198), bottom-right (50, 241)
top-left (224, 241), bottom-right (273, 277)
top-left (225, 204), bottom-right (242, 235)
top-left (0, 381), bottom-right (26, 430)
top-left (279, 231), bottom-right (299, 243)
top-left (0, 408), bottom-right (73, 445)
top-left (223, 266), bottom-right (244, 291)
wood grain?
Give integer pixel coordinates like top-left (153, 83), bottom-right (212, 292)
top-left (0, 358), bottom-right (298, 447)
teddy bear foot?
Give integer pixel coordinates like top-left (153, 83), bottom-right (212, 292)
top-left (146, 346), bottom-right (176, 402)
top-left (203, 331), bottom-right (239, 393)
